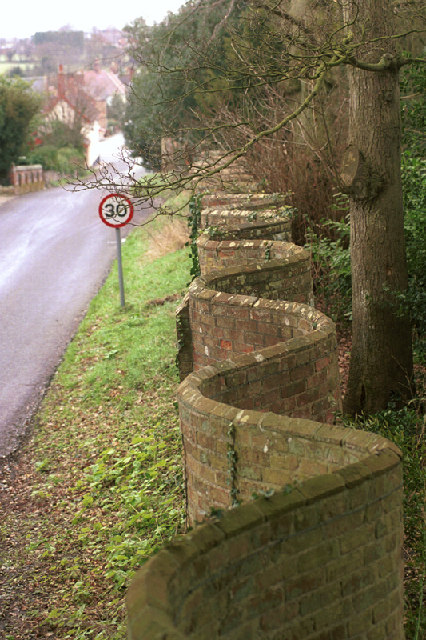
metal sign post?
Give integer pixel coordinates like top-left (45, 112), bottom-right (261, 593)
top-left (98, 193), bottom-right (134, 308)
top-left (115, 227), bottom-right (125, 307)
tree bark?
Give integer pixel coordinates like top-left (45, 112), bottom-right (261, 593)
top-left (343, 0), bottom-right (414, 414)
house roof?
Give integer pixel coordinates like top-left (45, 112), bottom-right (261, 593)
top-left (46, 70), bottom-right (99, 123)
top-left (44, 64), bottom-right (124, 126)
top-left (82, 68), bottom-right (126, 102)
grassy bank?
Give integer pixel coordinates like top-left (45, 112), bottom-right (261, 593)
top-left (1, 217), bottom-right (190, 639)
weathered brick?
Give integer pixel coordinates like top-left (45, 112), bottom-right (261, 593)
top-left (297, 539), bottom-right (339, 573)
top-left (340, 524), bottom-right (375, 555)
top-left (299, 581), bottom-right (341, 616)
top-left (312, 597), bottom-right (352, 632)
top-left (259, 600), bottom-right (298, 631)
top-left (129, 193), bottom-right (404, 640)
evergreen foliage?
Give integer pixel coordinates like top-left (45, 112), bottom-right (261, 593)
top-left (123, 3), bottom-right (246, 170)
top-left (0, 76), bottom-right (41, 182)
top-left (27, 144), bottom-right (85, 175)
top-left (187, 194), bottom-right (202, 281)
top-left (33, 30), bottom-right (85, 48)
top-left (27, 120), bottom-right (86, 175)
top-left (400, 151), bottom-right (426, 357)
top-left (401, 59), bottom-right (425, 157)
top-left (307, 61), bottom-right (425, 362)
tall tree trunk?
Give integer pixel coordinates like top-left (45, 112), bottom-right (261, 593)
top-left (343, 0), bottom-right (413, 415)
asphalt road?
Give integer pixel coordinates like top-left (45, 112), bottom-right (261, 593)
top-left (0, 136), bottom-right (149, 458)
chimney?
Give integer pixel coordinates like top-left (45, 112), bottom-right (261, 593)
top-left (58, 64), bottom-right (65, 99)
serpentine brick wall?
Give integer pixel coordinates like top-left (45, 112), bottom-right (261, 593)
top-left (127, 192), bottom-right (404, 639)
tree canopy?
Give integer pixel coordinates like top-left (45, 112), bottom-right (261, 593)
top-left (123, 2), bottom-right (252, 170)
top-left (119, 0), bottom-right (425, 414)
top-left (0, 77), bottom-right (41, 182)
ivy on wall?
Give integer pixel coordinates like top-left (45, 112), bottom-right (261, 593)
top-left (187, 194), bottom-right (202, 281)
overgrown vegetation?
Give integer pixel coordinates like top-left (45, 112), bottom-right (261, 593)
top-left (400, 59), bottom-right (425, 159)
top-left (0, 76), bottom-right (41, 183)
top-left (1, 216), bottom-right (190, 639)
top-left (306, 211), bottom-right (352, 323)
top-left (306, 156), bottom-right (426, 340)
top-left (400, 151), bottom-right (426, 359)
top-left (187, 193), bottom-right (202, 280)
top-left (28, 144), bottom-right (85, 175)
top-left (27, 120), bottom-right (87, 176)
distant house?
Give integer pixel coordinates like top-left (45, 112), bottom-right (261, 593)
top-left (44, 65), bottom-right (103, 166)
top-left (83, 60), bottom-right (126, 108)
top-left (82, 60), bottom-right (126, 135)
top-left (43, 63), bottom-right (126, 166)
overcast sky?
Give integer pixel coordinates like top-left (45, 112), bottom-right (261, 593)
top-left (0, 0), bottom-right (186, 40)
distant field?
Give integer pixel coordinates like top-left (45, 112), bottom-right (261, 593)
top-left (0, 61), bottom-right (37, 75)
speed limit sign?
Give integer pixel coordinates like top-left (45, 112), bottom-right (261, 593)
top-left (98, 193), bottom-right (134, 307)
top-left (99, 193), bottom-right (134, 228)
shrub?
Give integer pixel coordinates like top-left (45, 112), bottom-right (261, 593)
top-left (56, 146), bottom-right (85, 174)
top-left (305, 198), bottom-right (352, 322)
top-left (307, 158), bottom-right (426, 354)
top-left (399, 151), bottom-right (426, 357)
top-left (28, 144), bottom-right (85, 175)
top-left (27, 145), bottom-right (59, 171)
top-left (0, 76), bottom-right (41, 182)
top-left (400, 59), bottom-right (425, 159)
top-left (246, 139), bottom-right (343, 246)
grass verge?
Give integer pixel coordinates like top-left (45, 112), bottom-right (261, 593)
top-left (1, 216), bottom-right (190, 639)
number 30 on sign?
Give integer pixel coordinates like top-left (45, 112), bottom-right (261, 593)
top-left (99, 193), bottom-right (134, 228)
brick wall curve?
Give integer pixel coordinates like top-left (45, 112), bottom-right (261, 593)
top-left (201, 209), bottom-right (292, 242)
top-left (197, 236), bottom-right (311, 277)
top-left (128, 440), bottom-right (403, 639)
top-left (128, 192), bottom-right (404, 639)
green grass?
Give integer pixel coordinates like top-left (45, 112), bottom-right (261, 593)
top-left (1, 218), bottom-right (190, 639)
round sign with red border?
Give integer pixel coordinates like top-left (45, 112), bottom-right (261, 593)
top-left (99, 193), bottom-right (134, 228)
